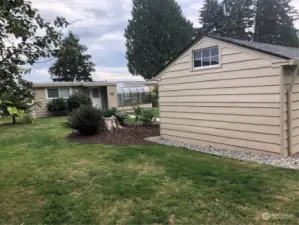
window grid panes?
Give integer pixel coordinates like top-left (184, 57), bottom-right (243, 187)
top-left (47, 88), bottom-right (70, 99)
top-left (193, 46), bottom-right (219, 68)
top-left (117, 83), bottom-right (152, 107)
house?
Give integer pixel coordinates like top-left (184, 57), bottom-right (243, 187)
top-left (31, 81), bottom-right (156, 118)
top-left (156, 35), bottom-right (299, 157)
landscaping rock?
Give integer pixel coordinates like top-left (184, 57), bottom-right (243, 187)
top-left (146, 136), bottom-right (299, 170)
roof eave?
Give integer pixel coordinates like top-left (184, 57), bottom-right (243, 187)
top-left (289, 59), bottom-right (299, 65)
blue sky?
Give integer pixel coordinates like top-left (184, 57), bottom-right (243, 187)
top-left (26, 0), bottom-right (299, 82)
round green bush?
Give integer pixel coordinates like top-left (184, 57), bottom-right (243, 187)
top-left (47, 98), bottom-right (67, 112)
top-left (67, 105), bottom-right (104, 135)
top-left (67, 93), bottom-right (92, 112)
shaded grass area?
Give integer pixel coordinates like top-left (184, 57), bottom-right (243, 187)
top-left (0, 116), bottom-right (15, 124)
top-left (0, 117), bottom-right (299, 224)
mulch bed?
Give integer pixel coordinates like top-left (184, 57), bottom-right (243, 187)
top-left (66, 125), bottom-right (160, 145)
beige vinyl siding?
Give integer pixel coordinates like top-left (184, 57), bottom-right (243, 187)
top-left (34, 88), bottom-right (52, 117)
top-left (33, 87), bottom-right (82, 117)
top-left (283, 66), bottom-right (299, 155)
top-left (159, 36), bottom-right (284, 155)
top-left (107, 85), bottom-right (118, 108)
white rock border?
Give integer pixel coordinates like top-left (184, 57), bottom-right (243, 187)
top-left (146, 136), bottom-right (299, 170)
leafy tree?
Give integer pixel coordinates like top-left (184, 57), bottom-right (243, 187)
top-left (0, 0), bottom-right (68, 102)
top-left (125, 0), bottom-right (194, 80)
top-left (221, 0), bottom-right (254, 40)
top-left (0, 93), bottom-right (36, 123)
top-left (254, 0), bottom-right (299, 47)
top-left (200, 0), bottom-right (225, 36)
top-left (49, 32), bottom-right (95, 82)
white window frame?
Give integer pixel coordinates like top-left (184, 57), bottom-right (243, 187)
top-left (191, 46), bottom-right (221, 71)
top-left (46, 88), bottom-right (72, 99)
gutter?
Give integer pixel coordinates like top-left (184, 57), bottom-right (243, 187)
top-left (286, 60), bottom-right (299, 156)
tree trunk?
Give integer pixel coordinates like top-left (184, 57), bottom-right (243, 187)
top-left (104, 116), bottom-right (122, 132)
top-left (12, 115), bottom-right (16, 124)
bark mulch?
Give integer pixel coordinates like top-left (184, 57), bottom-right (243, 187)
top-left (66, 124), bottom-right (160, 145)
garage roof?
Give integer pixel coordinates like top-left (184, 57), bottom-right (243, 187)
top-left (156, 34), bottom-right (299, 77)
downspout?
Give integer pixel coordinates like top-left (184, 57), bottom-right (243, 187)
top-left (286, 64), bottom-right (299, 156)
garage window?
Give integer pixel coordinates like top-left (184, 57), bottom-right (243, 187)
top-left (193, 46), bottom-right (219, 69)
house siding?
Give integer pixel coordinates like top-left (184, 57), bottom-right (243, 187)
top-left (284, 66), bottom-right (299, 156)
top-left (159, 37), bottom-right (284, 155)
top-left (33, 87), bottom-right (83, 118)
top-left (107, 85), bottom-right (118, 108)
top-left (34, 88), bottom-right (52, 117)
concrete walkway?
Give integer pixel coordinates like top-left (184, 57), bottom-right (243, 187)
top-left (129, 114), bottom-right (160, 122)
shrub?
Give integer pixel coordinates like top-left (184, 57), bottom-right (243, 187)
top-left (140, 109), bottom-right (155, 125)
top-left (115, 111), bottom-right (128, 126)
top-left (151, 85), bottom-right (159, 108)
top-left (133, 105), bottom-right (142, 124)
top-left (20, 114), bottom-right (33, 124)
top-left (103, 107), bottom-right (128, 126)
top-left (67, 105), bottom-right (104, 135)
top-left (67, 93), bottom-right (92, 112)
top-left (103, 107), bottom-right (118, 117)
top-left (47, 98), bottom-right (67, 112)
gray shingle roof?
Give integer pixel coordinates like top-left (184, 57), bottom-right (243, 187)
top-left (208, 35), bottom-right (299, 59)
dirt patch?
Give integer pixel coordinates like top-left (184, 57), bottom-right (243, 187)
top-left (66, 125), bottom-right (160, 145)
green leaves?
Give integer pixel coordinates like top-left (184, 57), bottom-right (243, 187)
top-left (0, 0), bottom-right (68, 102)
top-left (7, 106), bottom-right (24, 117)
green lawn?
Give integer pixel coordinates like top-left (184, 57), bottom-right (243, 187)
top-left (0, 117), bottom-right (299, 224)
top-left (125, 108), bottom-right (160, 125)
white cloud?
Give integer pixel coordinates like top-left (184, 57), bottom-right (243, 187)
top-left (25, 0), bottom-right (299, 82)
top-left (92, 66), bottom-right (144, 81)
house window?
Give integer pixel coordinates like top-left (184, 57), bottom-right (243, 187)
top-left (193, 46), bottom-right (219, 69)
top-left (91, 88), bottom-right (100, 98)
top-left (47, 88), bottom-right (71, 99)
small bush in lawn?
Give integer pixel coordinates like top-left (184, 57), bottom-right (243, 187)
top-left (67, 93), bottom-right (92, 112)
top-left (140, 109), bottom-right (155, 125)
top-left (47, 98), bottom-right (67, 113)
top-left (20, 114), bottom-right (33, 124)
top-left (67, 106), bottom-right (104, 135)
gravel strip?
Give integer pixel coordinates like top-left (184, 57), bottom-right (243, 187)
top-left (146, 136), bottom-right (299, 170)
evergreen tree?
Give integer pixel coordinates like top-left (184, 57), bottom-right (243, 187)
top-left (49, 32), bottom-right (95, 82)
top-left (221, 0), bottom-right (254, 40)
top-left (254, 0), bottom-right (299, 47)
top-left (125, 0), bottom-right (193, 80)
top-left (200, 0), bottom-right (225, 36)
